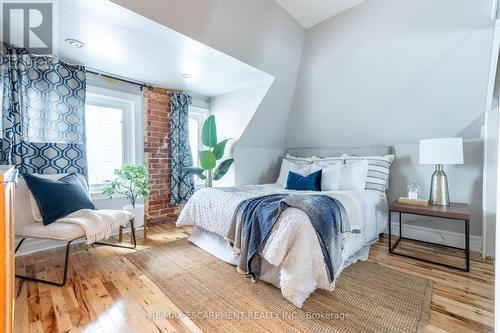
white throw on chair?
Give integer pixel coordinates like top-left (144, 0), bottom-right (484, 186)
top-left (14, 173), bottom-right (137, 286)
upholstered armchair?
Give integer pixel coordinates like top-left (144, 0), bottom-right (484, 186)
top-left (14, 174), bottom-right (137, 286)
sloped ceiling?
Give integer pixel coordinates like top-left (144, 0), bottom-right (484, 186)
top-left (112, 0), bottom-right (305, 150)
top-left (51, 0), bottom-right (271, 97)
top-left (275, 0), bottom-right (364, 28)
top-left (112, 0), bottom-right (305, 185)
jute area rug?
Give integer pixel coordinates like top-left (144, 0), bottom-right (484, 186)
top-left (126, 240), bottom-right (433, 333)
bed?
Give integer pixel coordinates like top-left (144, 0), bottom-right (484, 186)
top-left (177, 146), bottom-right (393, 307)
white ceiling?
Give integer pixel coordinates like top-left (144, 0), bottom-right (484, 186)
top-left (275, 0), bottom-right (364, 28)
top-left (53, 0), bottom-right (272, 97)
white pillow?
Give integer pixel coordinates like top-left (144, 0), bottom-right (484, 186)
top-left (311, 162), bottom-right (342, 191)
top-left (339, 160), bottom-right (369, 190)
top-left (277, 159), bottom-right (311, 186)
top-left (27, 173), bottom-right (89, 222)
top-left (346, 154), bottom-right (395, 192)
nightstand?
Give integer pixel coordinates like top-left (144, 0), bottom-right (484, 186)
top-left (388, 201), bottom-right (470, 272)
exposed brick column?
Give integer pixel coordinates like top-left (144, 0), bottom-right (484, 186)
top-left (143, 88), bottom-right (180, 237)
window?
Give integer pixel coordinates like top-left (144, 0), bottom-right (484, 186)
top-left (85, 104), bottom-right (124, 185)
top-left (189, 117), bottom-right (200, 167)
top-left (188, 106), bottom-right (210, 170)
top-left (85, 87), bottom-right (142, 191)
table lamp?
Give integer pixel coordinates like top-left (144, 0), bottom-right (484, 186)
top-left (419, 138), bottom-right (464, 206)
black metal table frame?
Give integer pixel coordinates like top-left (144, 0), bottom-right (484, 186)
top-left (15, 218), bottom-right (137, 287)
top-left (388, 210), bottom-right (469, 272)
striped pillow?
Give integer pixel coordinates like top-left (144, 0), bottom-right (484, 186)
top-left (346, 155), bottom-right (394, 192)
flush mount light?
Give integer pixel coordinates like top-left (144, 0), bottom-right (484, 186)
top-left (65, 38), bottom-right (85, 48)
top-left (180, 73), bottom-right (192, 79)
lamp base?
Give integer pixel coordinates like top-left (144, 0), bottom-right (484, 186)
top-left (430, 164), bottom-right (450, 206)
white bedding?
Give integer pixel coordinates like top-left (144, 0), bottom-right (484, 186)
top-left (177, 183), bottom-right (388, 307)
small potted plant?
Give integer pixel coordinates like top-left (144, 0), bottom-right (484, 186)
top-left (103, 164), bottom-right (149, 227)
top-left (184, 115), bottom-right (234, 187)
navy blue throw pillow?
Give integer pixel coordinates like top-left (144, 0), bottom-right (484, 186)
top-left (23, 173), bottom-right (96, 226)
top-left (286, 170), bottom-right (322, 191)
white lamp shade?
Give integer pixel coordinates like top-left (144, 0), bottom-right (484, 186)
top-left (419, 138), bottom-right (464, 165)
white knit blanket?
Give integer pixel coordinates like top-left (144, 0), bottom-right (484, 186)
top-left (56, 209), bottom-right (133, 244)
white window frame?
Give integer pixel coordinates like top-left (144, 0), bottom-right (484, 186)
top-left (85, 86), bottom-right (143, 195)
top-left (189, 106), bottom-right (210, 185)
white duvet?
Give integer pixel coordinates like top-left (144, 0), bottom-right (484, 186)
top-left (177, 183), bottom-right (388, 307)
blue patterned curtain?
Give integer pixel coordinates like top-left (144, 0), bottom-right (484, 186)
top-left (0, 44), bottom-right (88, 175)
top-left (169, 92), bottom-right (194, 204)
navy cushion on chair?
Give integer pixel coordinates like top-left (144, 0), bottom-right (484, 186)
top-left (22, 173), bottom-right (96, 226)
top-left (285, 170), bottom-right (322, 191)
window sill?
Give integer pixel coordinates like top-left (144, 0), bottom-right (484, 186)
top-left (90, 192), bottom-right (126, 201)
top-left (92, 183), bottom-right (204, 201)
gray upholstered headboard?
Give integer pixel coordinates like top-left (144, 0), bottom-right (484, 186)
top-left (286, 146), bottom-right (395, 158)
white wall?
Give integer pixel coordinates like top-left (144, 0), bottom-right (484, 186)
top-left (483, 108), bottom-right (498, 255)
top-left (482, 21), bottom-right (500, 258)
top-left (112, 0), bottom-right (305, 185)
top-left (211, 80), bottom-right (274, 141)
top-left (286, 0), bottom-right (495, 147)
top-left (191, 93), bottom-right (211, 110)
top-left (86, 73), bottom-right (142, 95)
top-left (210, 79), bottom-right (275, 186)
top-left (232, 147), bottom-right (284, 186)
top-left (280, 0), bottom-right (494, 246)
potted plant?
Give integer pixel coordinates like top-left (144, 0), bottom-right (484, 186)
top-left (184, 115), bottom-right (234, 187)
top-left (103, 164), bottom-right (149, 227)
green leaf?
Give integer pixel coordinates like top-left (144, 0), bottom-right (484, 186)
top-left (213, 158), bottom-right (234, 181)
top-left (212, 139), bottom-right (230, 160)
top-left (102, 164), bottom-right (150, 206)
top-left (201, 115), bottom-right (217, 148)
top-left (182, 166), bottom-right (207, 180)
top-left (199, 150), bottom-right (216, 170)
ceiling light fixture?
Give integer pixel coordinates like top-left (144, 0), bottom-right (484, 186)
top-left (65, 38), bottom-right (85, 48)
top-left (180, 73), bottom-right (192, 79)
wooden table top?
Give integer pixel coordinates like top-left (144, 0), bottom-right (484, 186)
top-left (389, 201), bottom-right (471, 220)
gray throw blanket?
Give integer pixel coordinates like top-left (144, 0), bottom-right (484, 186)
top-left (226, 194), bottom-right (354, 283)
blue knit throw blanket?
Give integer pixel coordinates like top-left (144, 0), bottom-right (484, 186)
top-left (227, 194), bottom-right (353, 282)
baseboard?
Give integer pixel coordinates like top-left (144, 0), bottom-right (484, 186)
top-left (15, 226), bottom-right (144, 256)
top-left (387, 222), bottom-right (482, 253)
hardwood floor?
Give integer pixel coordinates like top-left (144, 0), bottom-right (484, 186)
top-left (14, 225), bottom-right (494, 333)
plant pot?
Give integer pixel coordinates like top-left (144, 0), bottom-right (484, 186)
top-left (123, 204), bottom-right (144, 227)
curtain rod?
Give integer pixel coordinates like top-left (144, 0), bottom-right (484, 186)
top-left (86, 69), bottom-right (154, 90)
top-left (167, 88), bottom-right (185, 93)
top-left (26, 53), bottom-right (153, 90)
top-left (29, 53), bottom-right (179, 92)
